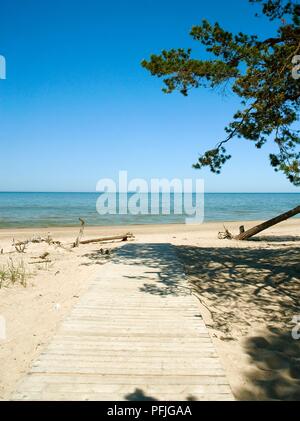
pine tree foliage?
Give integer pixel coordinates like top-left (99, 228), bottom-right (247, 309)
top-left (142, 0), bottom-right (300, 185)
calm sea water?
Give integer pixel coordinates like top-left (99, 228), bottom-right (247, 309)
top-left (0, 192), bottom-right (299, 228)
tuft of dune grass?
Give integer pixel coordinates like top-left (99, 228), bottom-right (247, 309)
top-left (0, 258), bottom-right (30, 288)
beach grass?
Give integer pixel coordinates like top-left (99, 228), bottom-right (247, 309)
top-left (0, 258), bottom-right (29, 288)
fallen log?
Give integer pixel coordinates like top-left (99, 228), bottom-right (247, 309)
top-left (28, 260), bottom-right (52, 265)
top-left (235, 205), bottom-right (300, 241)
top-left (31, 252), bottom-right (50, 260)
top-left (79, 232), bottom-right (134, 245)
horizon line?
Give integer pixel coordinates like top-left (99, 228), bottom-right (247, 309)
top-left (0, 191), bottom-right (299, 194)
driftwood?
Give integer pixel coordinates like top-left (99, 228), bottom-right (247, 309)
top-left (218, 226), bottom-right (233, 240)
top-left (14, 235), bottom-right (61, 247)
top-left (28, 260), bottom-right (52, 265)
top-left (13, 240), bottom-right (27, 253)
top-left (99, 248), bottom-right (112, 255)
top-left (79, 232), bottom-right (134, 245)
top-left (235, 205), bottom-right (300, 241)
top-left (71, 218), bottom-right (134, 247)
top-left (14, 240), bottom-right (30, 246)
top-left (73, 218), bottom-right (86, 248)
top-left (31, 252), bottom-right (50, 260)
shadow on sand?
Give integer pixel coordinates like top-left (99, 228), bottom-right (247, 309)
top-left (124, 388), bottom-right (157, 401)
top-left (177, 244), bottom-right (300, 400)
top-left (239, 328), bottom-right (300, 400)
top-left (124, 387), bottom-right (196, 401)
top-left (176, 245), bottom-right (300, 331)
top-left (249, 235), bottom-right (300, 243)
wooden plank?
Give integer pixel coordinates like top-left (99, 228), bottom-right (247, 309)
top-left (16, 383), bottom-right (233, 394)
top-left (47, 348), bottom-right (214, 354)
top-left (13, 391), bottom-right (234, 401)
top-left (11, 243), bottom-right (234, 401)
top-left (16, 373), bottom-right (231, 385)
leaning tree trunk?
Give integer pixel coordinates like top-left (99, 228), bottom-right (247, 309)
top-left (235, 205), bottom-right (300, 241)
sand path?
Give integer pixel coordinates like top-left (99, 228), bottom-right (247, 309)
top-left (11, 243), bottom-right (233, 401)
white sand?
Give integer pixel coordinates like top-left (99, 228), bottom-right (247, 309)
top-left (0, 218), bottom-right (299, 400)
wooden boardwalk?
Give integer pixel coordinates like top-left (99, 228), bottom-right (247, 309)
top-left (12, 243), bottom-right (233, 401)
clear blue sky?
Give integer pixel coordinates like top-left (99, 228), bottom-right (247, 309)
top-left (0, 0), bottom-right (298, 192)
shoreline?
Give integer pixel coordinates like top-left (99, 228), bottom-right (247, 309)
top-left (1, 192), bottom-right (299, 234)
top-left (0, 218), bottom-right (299, 241)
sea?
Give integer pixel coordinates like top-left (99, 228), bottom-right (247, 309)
top-left (0, 192), bottom-right (299, 228)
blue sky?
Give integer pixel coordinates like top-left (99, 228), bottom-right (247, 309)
top-left (0, 0), bottom-right (298, 192)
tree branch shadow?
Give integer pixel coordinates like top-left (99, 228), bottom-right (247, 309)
top-left (250, 235), bottom-right (300, 243)
top-left (176, 244), bottom-right (300, 400)
top-left (124, 388), bottom-right (157, 401)
top-left (240, 328), bottom-right (300, 400)
top-left (111, 243), bottom-right (190, 297)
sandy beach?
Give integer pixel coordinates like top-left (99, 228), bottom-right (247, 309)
top-left (0, 218), bottom-right (300, 400)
